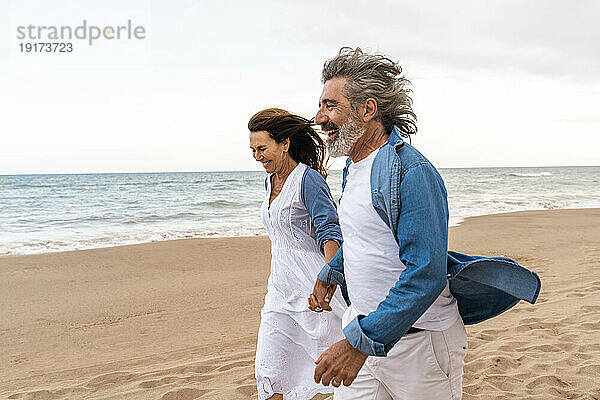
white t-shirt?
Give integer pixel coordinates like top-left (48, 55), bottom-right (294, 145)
top-left (339, 149), bottom-right (460, 332)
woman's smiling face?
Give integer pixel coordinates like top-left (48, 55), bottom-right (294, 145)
top-left (249, 130), bottom-right (288, 174)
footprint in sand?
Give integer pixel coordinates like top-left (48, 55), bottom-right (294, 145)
top-left (580, 321), bottom-right (600, 330)
top-left (9, 390), bottom-right (58, 400)
top-left (139, 376), bottom-right (178, 388)
top-left (480, 375), bottom-right (523, 391)
top-left (525, 375), bottom-right (571, 389)
top-left (577, 363), bottom-right (600, 376)
top-left (8, 388), bottom-right (87, 400)
top-left (518, 317), bottom-right (545, 324)
top-left (496, 339), bottom-right (541, 352)
top-left (557, 315), bottom-right (578, 325)
top-left (578, 343), bottom-right (600, 352)
top-left (515, 320), bottom-right (555, 332)
top-left (85, 371), bottom-right (139, 388)
top-left (160, 388), bottom-right (210, 400)
top-left (180, 374), bottom-right (213, 385)
top-left (488, 355), bottom-right (522, 370)
top-left (517, 344), bottom-right (564, 353)
top-left (478, 328), bottom-right (505, 336)
top-left (580, 305), bottom-right (600, 314)
top-left (463, 382), bottom-right (487, 396)
top-left (175, 364), bottom-right (217, 375)
top-left (234, 372), bottom-right (256, 386)
top-left (216, 359), bottom-right (254, 372)
top-left (236, 384), bottom-right (257, 397)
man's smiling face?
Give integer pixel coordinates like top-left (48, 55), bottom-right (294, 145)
top-left (315, 77), bottom-right (365, 158)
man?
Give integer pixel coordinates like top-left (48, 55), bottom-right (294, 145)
top-left (308, 48), bottom-right (541, 399)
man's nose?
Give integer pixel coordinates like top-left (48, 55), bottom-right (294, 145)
top-left (314, 110), bottom-right (328, 125)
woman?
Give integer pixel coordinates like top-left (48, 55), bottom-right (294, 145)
top-left (249, 108), bottom-right (346, 400)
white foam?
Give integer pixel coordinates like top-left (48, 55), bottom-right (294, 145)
top-left (508, 172), bottom-right (552, 177)
top-left (0, 226), bottom-right (267, 257)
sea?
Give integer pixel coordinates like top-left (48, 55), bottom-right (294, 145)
top-left (1, 166), bottom-right (599, 257)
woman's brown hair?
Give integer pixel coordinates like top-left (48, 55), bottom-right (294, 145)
top-left (248, 108), bottom-right (328, 178)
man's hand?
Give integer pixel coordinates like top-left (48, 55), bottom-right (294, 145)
top-left (308, 279), bottom-right (336, 312)
top-left (314, 339), bottom-right (368, 387)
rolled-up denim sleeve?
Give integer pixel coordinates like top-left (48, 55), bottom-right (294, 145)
top-left (317, 244), bottom-right (345, 286)
top-left (301, 168), bottom-right (343, 253)
top-left (343, 163), bottom-right (449, 356)
top-left (317, 245), bottom-right (350, 305)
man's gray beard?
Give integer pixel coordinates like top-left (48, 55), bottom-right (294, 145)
top-left (326, 113), bottom-right (366, 158)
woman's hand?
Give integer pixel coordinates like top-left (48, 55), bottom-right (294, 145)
top-left (308, 279), bottom-right (337, 312)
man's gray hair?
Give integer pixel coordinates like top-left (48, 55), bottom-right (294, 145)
top-left (321, 47), bottom-right (417, 137)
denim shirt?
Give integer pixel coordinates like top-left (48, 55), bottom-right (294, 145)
top-left (317, 127), bottom-right (541, 357)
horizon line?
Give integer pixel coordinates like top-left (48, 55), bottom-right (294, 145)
top-left (1, 164), bottom-right (599, 176)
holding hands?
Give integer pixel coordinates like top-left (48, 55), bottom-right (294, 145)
top-left (308, 279), bottom-right (336, 312)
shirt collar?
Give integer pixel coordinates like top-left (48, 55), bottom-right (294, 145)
top-left (387, 126), bottom-right (405, 148)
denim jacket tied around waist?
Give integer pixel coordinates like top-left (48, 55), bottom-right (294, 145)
top-left (317, 126), bottom-right (541, 357)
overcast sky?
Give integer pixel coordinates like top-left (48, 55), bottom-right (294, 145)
top-left (1, 0), bottom-right (599, 174)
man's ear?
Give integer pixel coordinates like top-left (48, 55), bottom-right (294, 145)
top-left (360, 98), bottom-right (377, 122)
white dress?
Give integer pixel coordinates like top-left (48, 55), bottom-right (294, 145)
top-left (255, 163), bottom-right (346, 400)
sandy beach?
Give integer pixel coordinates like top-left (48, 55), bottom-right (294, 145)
top-left (1, 208), bottom-right (599, 399)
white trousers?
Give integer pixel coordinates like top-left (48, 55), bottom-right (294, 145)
top-left (334, 317), bottom-right (467, 400)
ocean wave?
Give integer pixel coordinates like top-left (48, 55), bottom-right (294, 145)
top-left (113, 182), bottom-right (150, 187)
top-left (8, 184), bottom-right (57, 189)
top-left (508, 172), bottom-right (552, 177)
top-left (121, 211), bottom-right (201, 224)
top-left (154, 180), bottom-right (183, 185)
top-left (219, 178), bottom-right (254, 183)
top-left (449, 200), bottom-right (600, 227)
top-left (47, 216), bottom-right (115, 224)
top-left (195, 200), bottom-right (238, 208)
top-left (0, 226), bottom-right (267, 257)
